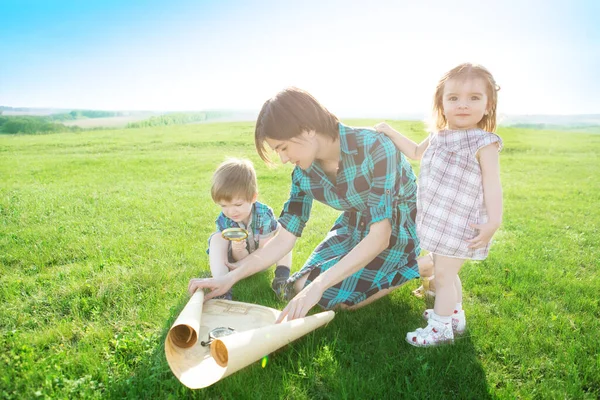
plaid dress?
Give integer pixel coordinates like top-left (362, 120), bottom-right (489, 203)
top-left (279, 124), bottom-right (420, 309)
top-left (208, 201), bottom-right (279, 256)
top-left (418, 128), bottom-right (503, 260)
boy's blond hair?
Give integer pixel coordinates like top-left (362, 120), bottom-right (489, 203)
top-left (430, 63), bottom-right (500, 133)
top-left (211, 158), bottom-right (258, 203)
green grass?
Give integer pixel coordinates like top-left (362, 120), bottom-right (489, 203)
top-left (1, 121), bottom-right (599, 399)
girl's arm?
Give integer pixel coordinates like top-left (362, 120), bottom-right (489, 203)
top-left (375, 122), bottom-right (430, 160)
top-left (276, 218), bottom-right (391, 322)
top-left (468, 144), bottom-right (503, 248)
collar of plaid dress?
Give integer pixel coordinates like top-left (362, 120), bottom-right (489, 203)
top-left (339, 124), bottom-right (358, 155)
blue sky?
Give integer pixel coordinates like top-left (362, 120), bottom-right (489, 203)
top-left (1, 0), bottom-right (598, 116)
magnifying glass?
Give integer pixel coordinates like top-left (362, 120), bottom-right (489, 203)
top-left (221, 227), bottom-right (249, 242)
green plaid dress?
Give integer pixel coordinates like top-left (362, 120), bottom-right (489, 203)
top-left (279, 124), bottom-right (420, 309)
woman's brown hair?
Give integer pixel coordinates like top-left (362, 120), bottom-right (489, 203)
top-left (255, 87), bottom-right (340, 163)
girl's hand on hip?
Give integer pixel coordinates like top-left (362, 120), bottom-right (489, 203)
top-left (187, 275), bottom-right (233, 300)
top-left (467, 222), bottom-right (500, 249)
top-left (275, 283), bottom-right (323, 324)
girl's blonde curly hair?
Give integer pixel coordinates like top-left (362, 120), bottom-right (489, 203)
top-left (430, 63), bottom-right (500, 133)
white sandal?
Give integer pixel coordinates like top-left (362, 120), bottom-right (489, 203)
top-left (406, 318), bottom-right (454, 347)
top-left (423, 309), bottom-right (466, 335)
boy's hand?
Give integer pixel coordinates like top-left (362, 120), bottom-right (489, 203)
top-left (467, 222), bottom-right (500, 249)
top-left (187, 275), bottom-right (234, 300)
top-left (230, 240), bottom-right (247, 252)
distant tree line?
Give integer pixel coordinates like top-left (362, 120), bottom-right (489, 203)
top-left (0, 106), bottom-right (43, 113)
top-left (0, 110), bottom-right (123, 134)
top-left (50, 110), bottom-right (122, 121)
top-left (126, 111), bottom-right (229, 128)
top-left (0, 110), bottom-right (236, 134)
top-left (508, 123), bottom-right (600, 130)
top-left (0, 115), bottom-right (79, 134)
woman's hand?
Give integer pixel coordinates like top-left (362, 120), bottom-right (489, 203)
top-left (467, 222), bottom-right (500, 249)
top-left (275, 283), bottom-right (324, 323)
top-left (187, 275), bottom-right (234, 300)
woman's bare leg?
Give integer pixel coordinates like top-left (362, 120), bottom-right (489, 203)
top-left (417, 253), bottom-right (434, 277)
top-left (413, 253), bottom-right (436, 298)
top-left (345, 281), bottom-right (415, 310)
top-left (292, 273), bottom-right (309, 295)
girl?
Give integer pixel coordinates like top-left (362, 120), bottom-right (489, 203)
top-left (376, 63), bottom-right (503, 346)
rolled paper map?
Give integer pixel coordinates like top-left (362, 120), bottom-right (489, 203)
top-left (167, 290), bottom-right (204, 348)
top-left (165, 295), bottom-right (335, 389)
top-left (210, 311), bottom-right (335, 369)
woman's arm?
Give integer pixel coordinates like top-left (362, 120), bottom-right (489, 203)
top-left (468, 144), bottom-right (503, 248)
top-left (311, 219), bottom-right (391, 289)
top-left (188, 227), bottom-right (298, 300)
top-left (228, 228), bottom-right (297, 281)
top-left (375, 122), bottom-right (429, 160)
top-left (276, 218), bottom-right (391, 322)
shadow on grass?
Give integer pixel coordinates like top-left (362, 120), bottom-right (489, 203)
top-left (105, 275), bottom-right (490, 399)
top-left (274, 295), bottom-right (492, 399)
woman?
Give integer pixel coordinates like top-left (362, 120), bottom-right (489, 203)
top-left (189, 87), bottom-right (423, 322)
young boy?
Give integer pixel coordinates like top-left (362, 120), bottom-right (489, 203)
top-left (192, 158), bottom-right (292, 300)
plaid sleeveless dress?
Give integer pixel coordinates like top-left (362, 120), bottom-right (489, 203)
top-left (417, 128), bottom-right (502, 260)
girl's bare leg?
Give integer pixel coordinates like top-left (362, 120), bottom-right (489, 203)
top-left (432, 254), bottom-right (465, 316)
top-left (455, 275), bottom-right (463, 305)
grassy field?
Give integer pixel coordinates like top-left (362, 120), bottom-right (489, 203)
top-left (1, 121), bottom-right (599, 399)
